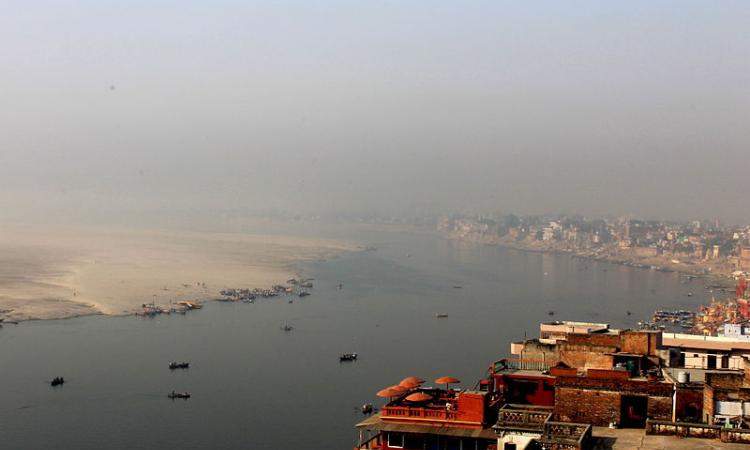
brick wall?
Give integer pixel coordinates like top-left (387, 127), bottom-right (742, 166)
top-left (555, 387), bottom-right (620, 426)
top-left (518, 340), bottom-right (560, 361)
top-left (559, 344), bottom-right (616, 369)
top-left (566, 333), bottom-right (620, 348)
top-left (713, 388), bottom-right (750, 402)
top-left (555, 376), bottom-right (673, 397)
top-left (705, 372), bottom-right (743, 389)
top-left (647, 396), bottom-right (673, 421)
top-left (621, 331), bottom-right (661, 356)
top-left (704, 385), bottom-right (714, 423)
top-left (555, 387), bottom-right (672, 426)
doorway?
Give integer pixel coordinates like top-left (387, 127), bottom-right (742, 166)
top-left (620, 395), bottom-right (648, 428)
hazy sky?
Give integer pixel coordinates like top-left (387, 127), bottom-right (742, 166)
top-left (1, 1), bottom-right (748, 224)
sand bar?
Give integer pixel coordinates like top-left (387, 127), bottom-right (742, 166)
top-left (0, 225), bottom-right (355, 321)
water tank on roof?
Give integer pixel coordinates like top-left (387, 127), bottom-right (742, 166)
top-left (678, 371), bottom-right (690, 383)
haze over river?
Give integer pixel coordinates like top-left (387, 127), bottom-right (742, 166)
top-left (0, 228), bottom-right (712, 449)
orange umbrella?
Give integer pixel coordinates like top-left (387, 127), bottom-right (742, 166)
top-left (405, 392), bottom-right (433, 402)
top-left (377, 387), bottom-right (405, 398)
top-left (435, 376), bottom-right (460, 389)
top-left (399, 377), bottom-right (425, 388)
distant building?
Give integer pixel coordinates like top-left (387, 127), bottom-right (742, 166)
top-left (740, 246), bottom-right (750, 270)
top-left (662, 332), bottom-right (750, 370)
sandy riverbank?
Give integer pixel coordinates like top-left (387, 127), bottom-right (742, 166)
top-left (0, 225), bottom-right (356, 321)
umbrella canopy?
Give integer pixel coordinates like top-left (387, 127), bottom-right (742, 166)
top-left (435, 376), bottom-right (460, 385)
top-left (377, 387), bottom-right (405, 398)
top-left (405, 392), bottom-right (433, 402)
top-left (399, 377), bottom-right (425, 388)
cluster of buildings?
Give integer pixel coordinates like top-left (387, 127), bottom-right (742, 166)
top-left (438, 215), bottom-right (750, 275)
top-left (354, 320), bottom-right (750, 449)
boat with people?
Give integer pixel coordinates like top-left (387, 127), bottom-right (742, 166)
top-left (169, 362), bottom-right (190, 370)
top-left (340, 353), bottom-right (358, 362)
top-left (168, 391), bottom-right (191, 399)
top-left (51, 377), bottom-right (65, 387)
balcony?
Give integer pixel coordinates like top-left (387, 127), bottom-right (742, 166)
top-left (380, 390), bottom-right (487, 427)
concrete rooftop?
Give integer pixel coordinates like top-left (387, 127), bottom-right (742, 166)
top-left (591, 427), bottom-right (750, 449)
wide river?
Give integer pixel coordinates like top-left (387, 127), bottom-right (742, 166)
top-left (0, 228), bottom-right (714, 449)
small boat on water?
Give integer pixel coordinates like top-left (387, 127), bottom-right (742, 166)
top-left (436, 313), bottom-right (449, 318)
top-left (452, 285), bottom-right (462, 289)
top-left (298, 291), bottom-right (311, 297)
top-left (281, 323), bottom-right (293, 331)
top-left (51, 377), bottom-right (65, 387)
top-left (177, 301), bottom-right (202, 310)
top-left (169, 362), bottom-right (190, 370)
top-left (340, 353), bottom-right (358, 362)
top-left (168, 391), bottom-right (191, 399)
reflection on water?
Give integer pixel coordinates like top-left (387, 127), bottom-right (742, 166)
top-left (0, 230), bottom-right (710, 449)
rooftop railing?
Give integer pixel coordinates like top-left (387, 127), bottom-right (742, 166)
top-left (491, 358), bottom-right (559, 374)
top-left (381, 405), bottom-right (460, 422)
top-left (495, 409), bottom-right (551, 431)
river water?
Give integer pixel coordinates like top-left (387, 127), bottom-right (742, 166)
top-left (0, 229), bottom-right (713, 449)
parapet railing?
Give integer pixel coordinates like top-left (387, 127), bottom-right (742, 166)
top-left (491, 358), bottom-right (559, 373)
top-left (646, 419), bottom-right (722, 440)
top-left (495, 409), bottom-right (551, 431)
top-left (381, 406), bottom-right (460, 422)
top-left (537, 421), bottom-right (592, 449)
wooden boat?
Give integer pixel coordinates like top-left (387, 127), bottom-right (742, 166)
top-left (340, 353), bottom-right (358, 362)
top-left (168, 391), bottom-right (191, 399)
top-left (176, 301), bottom-right (202, 310)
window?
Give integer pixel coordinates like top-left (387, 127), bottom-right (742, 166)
top-left (387, 433), bottom-right (404, 448)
